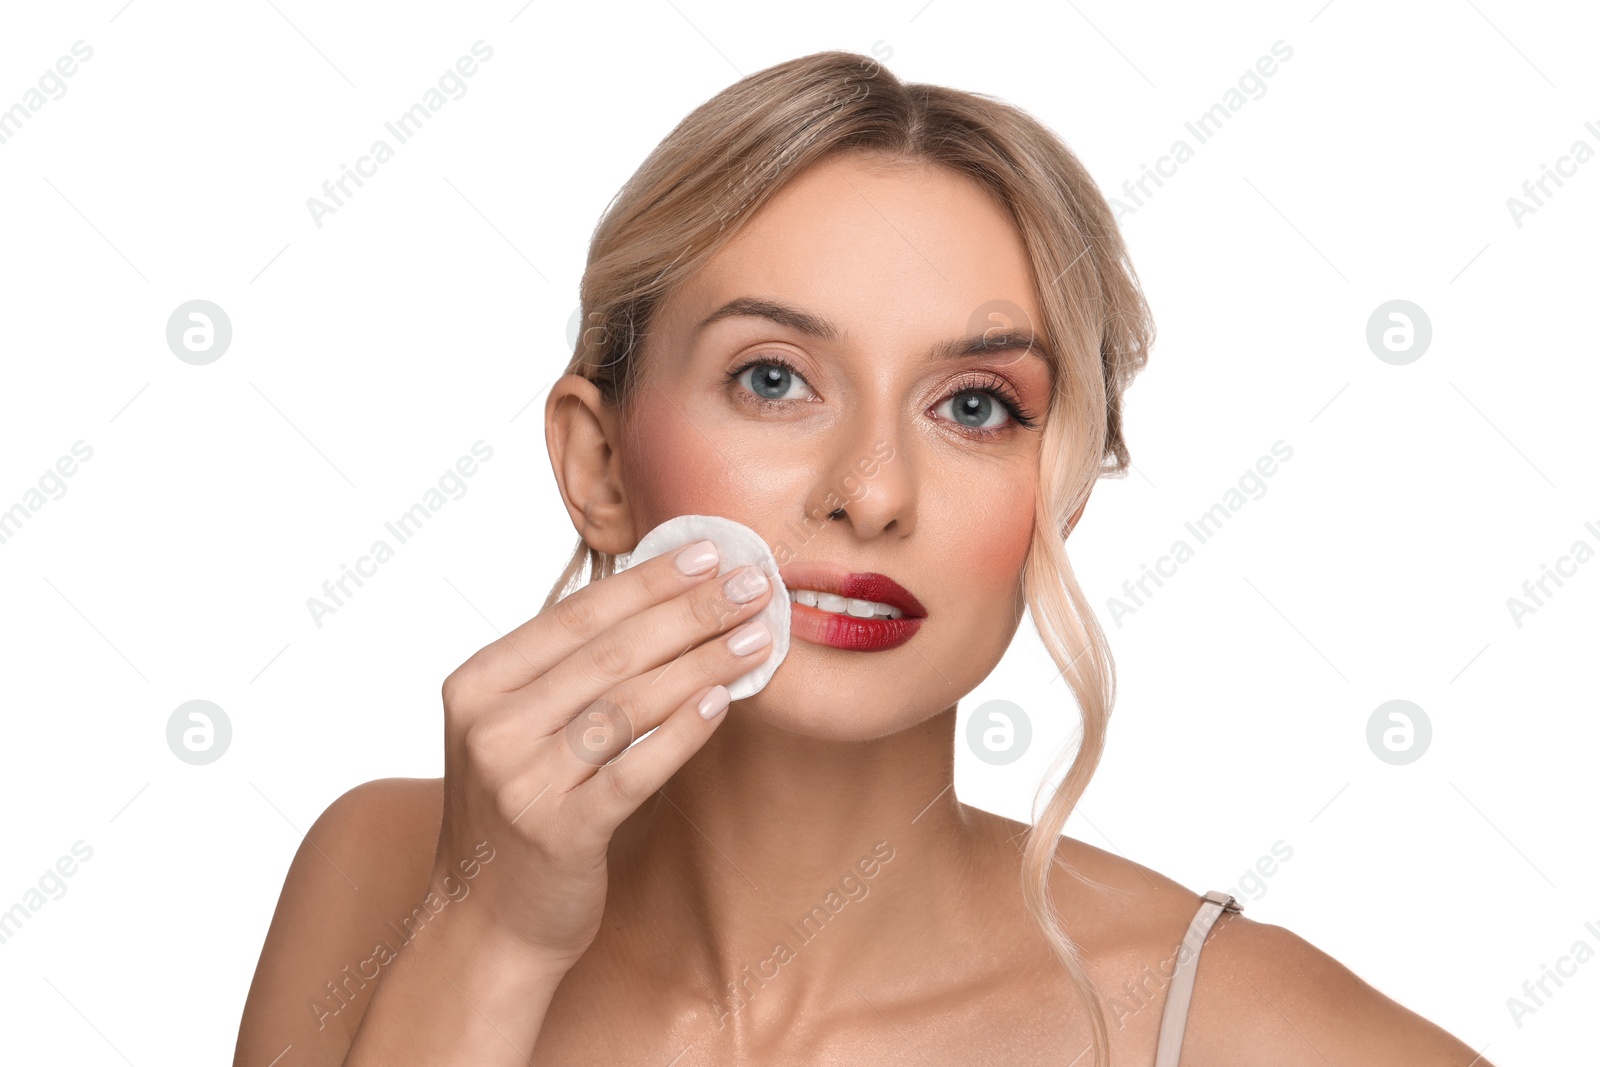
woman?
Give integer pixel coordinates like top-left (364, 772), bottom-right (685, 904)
top-left (234, 51), bottom-right (1491, 1065)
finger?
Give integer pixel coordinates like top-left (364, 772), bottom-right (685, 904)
top-left (574, 683), bottom-right (738, 831)
top-left (450, 539), bottom-right (724, 694)
top-left (549, 608), bottom-right (776, 776)
top-left (521, 563), bottom-right (773, 734)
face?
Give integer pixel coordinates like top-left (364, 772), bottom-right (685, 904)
top-left (616, 151), bottom-right (1055, 740)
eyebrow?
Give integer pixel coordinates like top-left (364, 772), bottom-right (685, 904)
top-left (693, 296), bottom-right (1052, 365)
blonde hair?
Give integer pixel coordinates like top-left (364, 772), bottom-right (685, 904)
top-left (542, 51), bottom-right (1152, 1065)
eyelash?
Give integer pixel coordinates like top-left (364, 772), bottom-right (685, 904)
top-left (724, 355), bottom-right (1041, 438)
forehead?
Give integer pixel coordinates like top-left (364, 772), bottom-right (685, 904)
top-left (672, 152), bottom-right (1045, 349)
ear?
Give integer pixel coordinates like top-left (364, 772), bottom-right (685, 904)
top-left (544, 374), bottom-right (636, 556)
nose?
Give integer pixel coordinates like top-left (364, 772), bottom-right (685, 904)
top-left (805, 422), bottom-right (915, 540)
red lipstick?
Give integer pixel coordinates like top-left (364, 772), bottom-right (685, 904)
top-left (778, 563), bottom-right (926, 652)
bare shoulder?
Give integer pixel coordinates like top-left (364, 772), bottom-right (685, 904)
top-left (960, 811), bottom-right (1206, 960)
top-left (1180, 913), bottom-right (1495, 1066)
top-left (233, 777), bottom-right (444, 1067)
top-left (1038, 833), bottom-right (1492, 1067)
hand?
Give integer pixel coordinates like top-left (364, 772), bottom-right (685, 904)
top-left (431, 541), bottom-right (776, 973)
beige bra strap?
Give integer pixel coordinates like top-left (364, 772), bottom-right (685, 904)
top-left (1153, 890), bottom-right (1242, 1067)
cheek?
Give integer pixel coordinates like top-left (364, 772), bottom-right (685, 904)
top-left (623, 398), bottom-right (791, 533)
top-left (623, 402), bottom-right (716, 528)
top-left (963, 475), bottom-right (1035, 595)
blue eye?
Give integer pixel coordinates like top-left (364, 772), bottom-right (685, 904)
top-left (935, 374), bottom-right (1042, 435)
top-left (934, 391), bottom-right (1008, 431)
top-left (735, 360), bottom-right (817, 403)
top-left (725, 355), bottom-right (1039, 438)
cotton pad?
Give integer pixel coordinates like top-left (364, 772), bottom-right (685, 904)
top-left (622, 515), bottom-right (790, 699)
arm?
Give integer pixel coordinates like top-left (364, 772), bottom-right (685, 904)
top-left (236, 544), bottom-right (775, 1063)
top-left (339, 889), bottom-right (569, 1066)
top-left (232, 778), bottom-right (570, 1067)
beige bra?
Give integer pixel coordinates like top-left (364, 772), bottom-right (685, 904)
top-left (1152, 890), bottom-right (1243, 1066)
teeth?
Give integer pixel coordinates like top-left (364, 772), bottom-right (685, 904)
top-left (788, 588), bottom-right (903, 620)
top-left (846, 598), bottom-right (878, 619)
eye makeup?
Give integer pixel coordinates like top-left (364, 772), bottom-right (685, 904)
top-left (723, 353), bottom-right (1042, 439)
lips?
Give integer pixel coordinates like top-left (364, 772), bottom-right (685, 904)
top-left (777, 563), bottom-right (928, 619)
top-left (774, 563), bottom-right (927, 652)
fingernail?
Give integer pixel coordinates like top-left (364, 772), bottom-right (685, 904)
top-left (723, 567), bottom-right (769, 603)
top-left (698, 685), bottom-right (730, 720)
top-left (675, 539), bottom-right (719, 576)
top-left (727, 620), bottom-right (771, 655)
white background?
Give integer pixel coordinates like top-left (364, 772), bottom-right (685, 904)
top-left (1, 1), bottom-right (1595, 1063)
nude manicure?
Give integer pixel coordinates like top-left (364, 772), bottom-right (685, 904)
top-left (723, 567), bottom-right (769, 603)
top-left (675, 539), bottom-right (719, 576)
top-left (698, 685), bottom-right (730, 720)
top-left (727, 621), bottom-right (771, 655)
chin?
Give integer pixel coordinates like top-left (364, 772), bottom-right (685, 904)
top-left (729, 653), bottom-right (949, 743)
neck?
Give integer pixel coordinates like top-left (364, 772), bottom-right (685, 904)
top-left (596, 702), bottom-right (1002, 1039)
